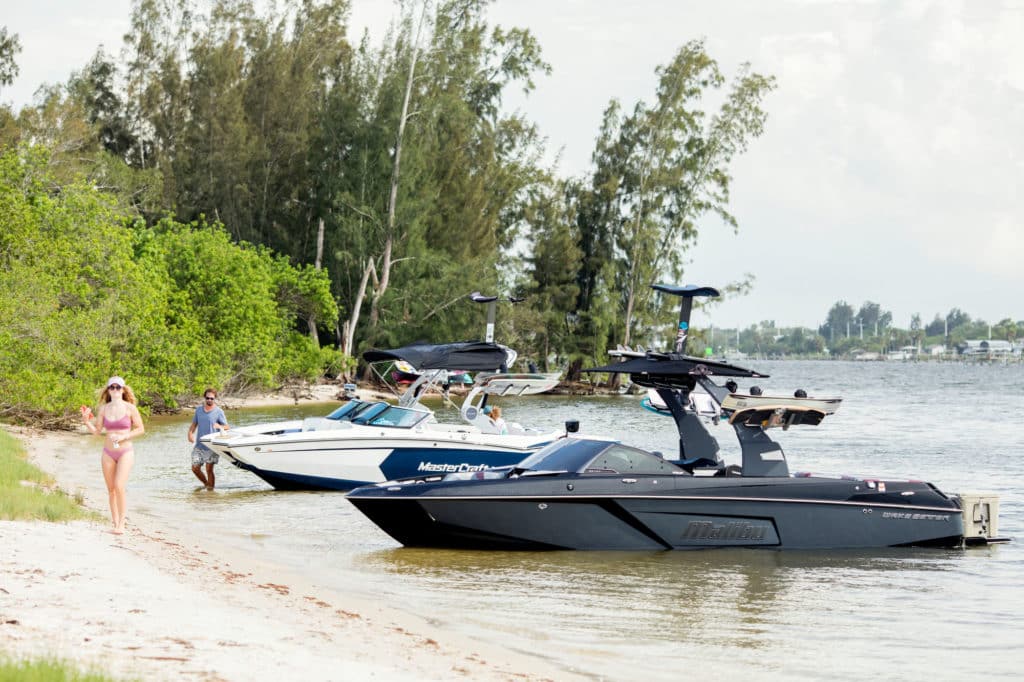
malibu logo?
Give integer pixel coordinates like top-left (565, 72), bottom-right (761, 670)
top-left (682, 520), bottom-right (768, 541)
top-left (417, 461), bottom-right (489, 473)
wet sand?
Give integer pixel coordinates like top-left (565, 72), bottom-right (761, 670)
top-left (0, 420), bottom-right (579, 681)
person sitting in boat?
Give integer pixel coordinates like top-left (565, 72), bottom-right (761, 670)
top-left (487, 406), bottom-right (508, 435)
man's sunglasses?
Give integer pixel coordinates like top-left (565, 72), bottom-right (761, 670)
top-left (204, 396), bottom-right (216, 401)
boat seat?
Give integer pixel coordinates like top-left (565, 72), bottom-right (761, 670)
top-left (673, 456), bottom-right (722, 474)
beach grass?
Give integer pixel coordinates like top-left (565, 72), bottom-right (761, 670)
top-left (0, 657), bottom-right (129, 681)
top-left (0, 430), bottom-right (95, 522)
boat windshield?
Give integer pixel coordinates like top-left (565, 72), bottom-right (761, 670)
top-left (325, 400), bottom-right (375, 421)
top-left (583, 444), bottom-right (685, 475)
top-left (360, 405), bottom-right (430, 428)
top-left (516, 438), bottom-right (685, 475)
top-left (516, 439), bottom-right (614, 473)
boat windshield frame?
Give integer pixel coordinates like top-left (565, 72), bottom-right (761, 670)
top-left (324, 400), bottom-right (377, 421)
top-left (353, 404), bottom-right (432, 429)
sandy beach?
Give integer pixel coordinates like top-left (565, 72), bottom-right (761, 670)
top-left (0, 393), bottom-right (580, 681)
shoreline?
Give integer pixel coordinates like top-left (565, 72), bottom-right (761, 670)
top-left (0, 426), bottom-right (582, 681)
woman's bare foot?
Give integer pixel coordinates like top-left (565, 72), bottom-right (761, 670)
top-left (111, 527), bottom-right (124, 535)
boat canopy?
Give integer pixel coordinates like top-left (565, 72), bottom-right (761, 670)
top-left (363, 341), bottom-right (513, 371)
top-left (585, 352), bottom-right (768, 386)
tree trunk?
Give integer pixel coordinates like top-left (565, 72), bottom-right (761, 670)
top-left (307, 217), bottom-right (326, 348)
top-left (368, 2), bottom-right (426, 333)
top-left (622, 283), bottom-right (636, 348)
top-left (566, 357), bottom-right (583, 383)
top-left (343, 257), bottom-right (375, 357)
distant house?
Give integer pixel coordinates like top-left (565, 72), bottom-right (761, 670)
top-left (926, 344), bottom-right (947, 356)
top-left (958, 340), bottom-right (1014, 357)
top-left (886, 345), bottom-right (919, 361)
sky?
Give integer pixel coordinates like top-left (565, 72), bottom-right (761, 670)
top-left (3, 0), bottom-right (1022, 331)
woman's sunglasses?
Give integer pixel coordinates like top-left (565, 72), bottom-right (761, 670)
top-left (109, 385), bottom-right (123, 391)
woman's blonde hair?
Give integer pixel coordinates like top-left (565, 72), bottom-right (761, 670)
top-left (490, 406), bottom-right (502, 419)
top-left (100, 384), bottom-right (137, 405)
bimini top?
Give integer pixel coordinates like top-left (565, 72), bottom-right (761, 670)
top-left (585, 351), bottom-right (768, 388)
top-left (363, 341), bottom-right (513, 371)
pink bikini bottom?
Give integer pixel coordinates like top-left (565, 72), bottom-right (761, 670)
top-left (103, 446), bottom-right (132, 463)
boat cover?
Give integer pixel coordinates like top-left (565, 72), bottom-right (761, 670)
top-left (584, 353), bottom-right (768, 381)
top-left (363, 341), bottom-right (512, 371)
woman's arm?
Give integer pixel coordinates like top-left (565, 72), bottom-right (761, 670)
top-left (80, 404), bottom-right (99, 435)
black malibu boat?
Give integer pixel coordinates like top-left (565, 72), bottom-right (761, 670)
top-left (346, 285), bottom-right (1008, 551)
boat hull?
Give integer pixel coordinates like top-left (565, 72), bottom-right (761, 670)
top-left (207, 429), bottom-right (558, 491)
top-left (347, 475), bottom-right (965, 550)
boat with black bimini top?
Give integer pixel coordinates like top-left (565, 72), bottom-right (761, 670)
top-left (203, 341), bottom-right (563, 491)
top-left (346, 284), bottom-right (1009, 551)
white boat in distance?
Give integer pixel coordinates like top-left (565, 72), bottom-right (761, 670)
top-left (202, 341), bottom-right (563, 491)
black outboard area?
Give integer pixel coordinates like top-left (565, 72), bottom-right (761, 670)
top-left (346, 284), bottom-right (1008, 551)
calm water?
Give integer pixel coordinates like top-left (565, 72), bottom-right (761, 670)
top-left (128, 361), bottom-right (1023, 680)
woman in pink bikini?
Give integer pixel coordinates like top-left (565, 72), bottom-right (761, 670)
top-left (80, 376), bottom-right (145, 534)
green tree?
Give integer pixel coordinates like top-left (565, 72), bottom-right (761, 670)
top-left (909, 313), bottom-right (924, 347)
top-left (992, 318), bottom-right (1019, 343)
top-left (522, 180), bottom-right (582, 369)
top-left (946, 308), bottom-right (971, 331)
top-left (321, 0), bottom-right (550, 357)
top-left (819, 300), bottom-right (855, 348)
top-left (0, 146), bottom-right (156, 419)
top-left (0, 26), bottom-right (21, 91)
top-left (854, 301), bottom-right (891, 337)
top-left (924, 313), bottom-right (946, 337)
top-left (0, 145), bottom-right (344, 421)
top-left (577, 40), bottom-right (775, 357)
top-left (124, 0), bottom-right (351, 260)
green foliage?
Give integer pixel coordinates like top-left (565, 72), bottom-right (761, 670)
top-left (0, 146), bottom-right (348, 421)
top-left (0, 26), bottom-right (21, 89)
top-left (124, 0), bottom-right (352, 263)
top-left (519, 182), bottom-right (582, 369)
top-left (816, 299), bottom-right (1021, 356)
top-left (0, 429), bottom-right (94, 521)
top-left (311, 0), bottom-right (551, 353)
top-left (130, 216), bottom-right (341, 402)
top-left (568, 40), bottom-right (776, 355)
top-left (0, 656), bottom-right (127, 682)
top-left (0, 146), bottom-right (147, 419)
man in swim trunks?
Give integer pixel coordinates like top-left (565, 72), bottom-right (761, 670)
top-left (187, 388), bottom-right (229, 489)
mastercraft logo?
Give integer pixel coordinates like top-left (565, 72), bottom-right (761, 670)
top-left (417, 461), bottom-right (490, 473)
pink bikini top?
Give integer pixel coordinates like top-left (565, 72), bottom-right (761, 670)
top-left (103, 413), bottom-right (132, 430)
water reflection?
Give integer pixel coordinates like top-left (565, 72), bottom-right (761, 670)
top-left (355, 545), bottom-right (965, 657)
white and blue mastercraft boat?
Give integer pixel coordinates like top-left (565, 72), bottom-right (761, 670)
top-left (202, 341), bottom-right (563, 490)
